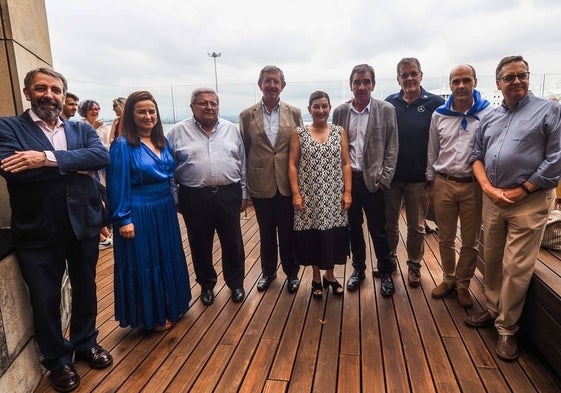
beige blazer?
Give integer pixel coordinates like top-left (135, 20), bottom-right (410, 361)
top-left (239, 101), bottom-right (303, 198)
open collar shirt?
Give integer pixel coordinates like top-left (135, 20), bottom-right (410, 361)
top-left (30, 110), bottom-right (66, 166)
top-left (426, 103), bottom-right (493, 181)
top-left (348, 101), bottom-right (370, 172)
top-left (469, 92), bottom-right (561, 189)
top-left (167, 116), bottom-right (247, 198)
top-left (261, 100), bottom-right (280, 146)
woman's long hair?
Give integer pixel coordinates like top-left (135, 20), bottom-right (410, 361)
top-left (120, 91), bottom-right (165, 149)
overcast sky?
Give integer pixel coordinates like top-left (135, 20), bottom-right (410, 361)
top-left (45, 0), bottom-right (561, 120)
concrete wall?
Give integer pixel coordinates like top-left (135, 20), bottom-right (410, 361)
top-left (0, 1), bottom-right (71, 392)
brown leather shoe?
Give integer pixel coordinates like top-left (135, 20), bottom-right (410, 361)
top-left (465, 310), bottom-right (495, 327)
top-left (407, 268), bottom-right (421, 288)
top-left (431, 282), bottom-right (454, 298)
top-left (77, 346), bottom-right (113, 369)
top-left (50, 364), bottom-right (80, 392)
top-left (457, 287), bottom-right (473, 308)
top-left (496, 335), bottom-right (519, 361)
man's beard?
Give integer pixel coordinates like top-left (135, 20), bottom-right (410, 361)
top-left (32, 97), bottom-right (62, 122)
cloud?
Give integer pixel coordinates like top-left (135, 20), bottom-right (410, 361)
top-left (45, 0), bottom-right (561, 120)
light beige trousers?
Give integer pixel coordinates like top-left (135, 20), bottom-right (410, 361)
top-left (482, 189), bottom-right (554, 335)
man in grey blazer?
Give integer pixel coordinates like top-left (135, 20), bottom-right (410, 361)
top-left (332, 64), bottom-right (399, 296)
top-left (0, 68), bottom-right (112, 392)
top-left (239, 65), bottom-right (302, 293)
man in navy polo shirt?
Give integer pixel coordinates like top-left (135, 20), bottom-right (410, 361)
top-left (385, 57), bottom-right (444, 288)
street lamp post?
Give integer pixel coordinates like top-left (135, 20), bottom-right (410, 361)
top-left (207, 52), bottom-right (221, 93)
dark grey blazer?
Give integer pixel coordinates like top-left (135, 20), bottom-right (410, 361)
top-left (332, 98), bottom-right (399, 191)
top-left (0, 110), bottom-right (110, 247)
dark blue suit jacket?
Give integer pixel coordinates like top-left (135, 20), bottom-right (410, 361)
top-left (0, 110), bottom-right (110, 247)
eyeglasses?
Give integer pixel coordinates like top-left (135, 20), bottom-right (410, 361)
top-left (194, 101), bottom-right (218, 108)
top-left (399, 71), bottom-right (420, 79)
top-left (499, 72), bottom-right (530, 83)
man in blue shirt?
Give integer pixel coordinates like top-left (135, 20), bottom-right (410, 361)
top-left (168, 88), bottom-right (247, 306)
top-left (465, 55), bottom-right (561, 361)
top-left (385, 58), bottom-right (444, 288)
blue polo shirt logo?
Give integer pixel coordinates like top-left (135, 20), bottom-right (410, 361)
top-left (417, 105), bottom-right (425, 112)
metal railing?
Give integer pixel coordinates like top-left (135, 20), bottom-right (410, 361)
top-left (67, 74), bottom-right (561, 126)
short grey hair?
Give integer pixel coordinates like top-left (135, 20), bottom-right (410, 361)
top-left (190, 88), bottom-right (219, 105)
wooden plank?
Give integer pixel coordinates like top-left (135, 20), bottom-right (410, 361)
top-left (268, 268), bottom-right (314, 382)
top-left (263, 379), bottom-right (288, 393)
top-left (442, 337), bottom-right (485, 393)
top-left (386, 216), bottom-right (433, 393)
top-left (237, 338), bottom-right (279, 393)
top-left (337, 354), bottom-right (361, 393)
top-left (358, 232), bottom-right (385, 392)
top-left (313, 282), bottom-right (344, 392)
top-left (285, 287), bottom-right (325, 393)
top-left (187, 344), bottom-right (235, 393)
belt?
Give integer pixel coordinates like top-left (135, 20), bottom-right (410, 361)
top-left (436, 172), bottom-right (476, 183)
top-left (181, 183), bottom-right (238, 193)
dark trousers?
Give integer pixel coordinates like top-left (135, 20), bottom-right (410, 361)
top-left (16, 234), bottom-right (100, 371)
top-left (178, 183), bottom-right (245, 290)
top-left (252, 192), bottom-right (299, 278)
top-left (348, 173), bottom-right (394, 274)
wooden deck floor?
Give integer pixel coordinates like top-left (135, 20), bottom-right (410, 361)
top-left (34, 206), bottom-right (561, 392)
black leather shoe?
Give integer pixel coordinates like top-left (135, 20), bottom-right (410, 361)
top-left (231, 288), bottom-right (245, 302)
top-left (287, 276), bottom-right (300, 293)
top-left (201, 288), bottom-right (215, 306)
top-left (257, 274), bottom-right (276, 291)
top-left (380, 274), bottom-right (395, 296)
top-left (50, 364), bottom-right (80, 392)
top-left (373, 262), bottom-right (397, 278)
top-left (77, 346), bottom-right (113, 369)
top-left (346, 269), bottom-right (365, 291)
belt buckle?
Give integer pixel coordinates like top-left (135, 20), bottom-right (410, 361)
top-left (210, 185), bottom-right (219, 193)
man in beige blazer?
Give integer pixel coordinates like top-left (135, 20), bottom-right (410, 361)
top-left (239, 65), bottom-right (303, 293)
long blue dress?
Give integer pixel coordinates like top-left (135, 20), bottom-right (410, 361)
top-left (107, 137), bottom-right (191, 329)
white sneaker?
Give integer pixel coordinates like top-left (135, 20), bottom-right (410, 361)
top-left (99, 237), bottom-right (113, 249)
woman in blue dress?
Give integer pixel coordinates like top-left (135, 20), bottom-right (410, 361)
top-left (107, 91), bottom-right (191, 331)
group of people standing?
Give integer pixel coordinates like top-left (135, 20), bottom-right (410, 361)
top-left (0, 54), bottom-right (560, 392)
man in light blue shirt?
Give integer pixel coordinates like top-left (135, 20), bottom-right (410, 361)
top-left (426, 64), bottom-right (492, 308)
top-left (168, 88), bottom-right (247, 306)
top-left (465, 55), bottom-right (561, 361)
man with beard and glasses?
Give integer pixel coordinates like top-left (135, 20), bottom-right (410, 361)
top-left (0, 68), bottom-right (112, 392)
